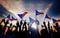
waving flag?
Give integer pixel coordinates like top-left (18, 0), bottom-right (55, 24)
top-left (23, 12), bottom-right (28, 17)
top-left (29, 17), bottom-right (34, 23)
top-left (11, 16), bottom-right (17, 21)
top-left (56, 19), bottom-right (60, 22)
top-left (18, 12), bottom-right (28, 19)
top-left (7, 14), bottom-right (12, 20)
top-left (35, 20), bottom-right (39, 25)
top-left (45, 14), bottom-right (51, 19)
top-left (52, 18), bottom-right (56, 23)
top-left (18, 14), bottom-right (23, 19)
top-left (35, 10), bottom-right (44, 16)
top-left (7, 14), bottom-right (10, 19)
top-left (12, 16), bottom-right (14, 20)
top-left (29, 17), bottom-right (39, 25)
top-left (29, 17), bottom-right (35, 27)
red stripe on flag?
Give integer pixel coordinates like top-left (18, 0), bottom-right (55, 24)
top-left (56, 19), bottom-right (60, 22)
top-left (23, 12), bottom-right (28, 17)
top-left (40, 12), bottom-right (44, 14)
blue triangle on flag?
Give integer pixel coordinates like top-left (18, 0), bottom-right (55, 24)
top-left (12, 16), bottom-right (15, 20)
top-left (7, 14), bottom-right (10, 19)
top-left (18, 14), bottom-right (23, 19)
top-left (29, 17), bottom-right (34, 23)
top-left (36, 20), bottom-right (39, 25)
top-left (45, 14), bottom-right (51, 19)
top-left (45, 14), bottom-right (49, 18)
top-left (35, 10), bottom-right (40, 15)
top-left (52, 18), bottom-right (56, 23)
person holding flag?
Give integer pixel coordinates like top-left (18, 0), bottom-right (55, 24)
top-left (35, 10), bottom-right (44, 25)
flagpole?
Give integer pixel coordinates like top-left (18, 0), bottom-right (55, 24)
top-left (35, 15), bottom-right (37, 21)
top-left (43, 18), bottom-right (45, 24)
top-left (35, 14), bottom-right (38, 30)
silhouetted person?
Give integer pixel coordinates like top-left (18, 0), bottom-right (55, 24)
top-left (47, 21), bottom-right (51, 38)
top-left (16, 21), bottom-right (19, 27)
top-left (4, 19), bottom-right (9, 28)
top-left (21, 20), bottom-right (27, 38)
top-left (15, 21), bottom-right (19, 32)
top-left (0, 19), bottom-right (5, 31)
top-left (48, 21), bottom-right (50, 32)
top-left (23, 20), bottom-right (27, 31)
top-left (20, 20), bottom-right (23, 25)
top-left (0, 19), bottom-right (5, 23)
top-left (53, 23), bottom-right (60, 38)
top-left (43, 21), bottom-right (47, 30)
top-left (3, 20), bottom-right (9, 36)
top-left (41, 29), bottom-right (48, 38)
top-left (10, 23), bottom-right (12, 28)
top-left (50, 26), bottom-right (53, 38)
top-left (19, 20), bottom-right (23, 31)
top-left (7, 23), bottom-right (12, 35)
top-left (0, 19), bottom-right (5, 38)
top-left (41, 21), bottom-right (48, 38)
top-left (15, 21), bottom-right (21, 38)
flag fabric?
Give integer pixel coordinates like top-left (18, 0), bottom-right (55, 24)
top-left (29, 17), bottom-right (39, 25)
top-left (18, 12), bottom-right (28, 19)
top-left (56, 19), bottom-right (60, 22)
top-left (35, 10), bottom-right (44, 15)
top-left (7, 14), bottom-right (17, 21)
top-left (35, 20), bottom-right (39, 25)
top-left (12, 16), bottom-right (15, 20)
top-left (29, 17), bottom-right (34, 23)
top-left (29, 17), bottom-right (35, 27)
top-left (18, 14), bottom-right (23, 19)
top-left (52, 18), bottom-right (56, 23)
top-left (45, 14), bottom-right (51, 19)
top-left (7, 14), bottom-right (12, 21)
top-left (23, 12), bottom-right (28, 17)
top-left (12, 16), bottom-right (17, 20)
top-left (7, 14), bottom-right (10, 19)
top-left (14, 18), bottom-right (17, 20)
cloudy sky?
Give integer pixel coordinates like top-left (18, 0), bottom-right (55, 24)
top-left (0, 0), bottom-right (60, 25)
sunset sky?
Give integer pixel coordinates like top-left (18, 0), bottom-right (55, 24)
top-left (0, 0), bottom-right (60, 25)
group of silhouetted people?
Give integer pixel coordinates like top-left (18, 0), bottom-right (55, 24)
top-left (0, 18), bottom-right (60, 38)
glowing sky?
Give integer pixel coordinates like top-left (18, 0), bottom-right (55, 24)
top-left (0, 0), bottom-right (59, 25)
